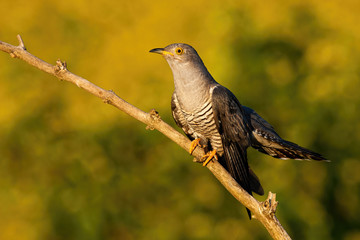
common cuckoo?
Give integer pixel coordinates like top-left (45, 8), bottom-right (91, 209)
top-left (150, 43), bottom-right (327, 219)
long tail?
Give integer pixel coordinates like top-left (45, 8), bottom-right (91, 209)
top-left (242, 106), bottom-right (328, 161)
top-left (255, 139), bottom-right (328, 161)
top-left (219, 143), bottom-right (264, 220)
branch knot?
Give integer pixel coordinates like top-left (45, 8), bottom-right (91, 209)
top-left (10, 52), bottom-right (17, 58)
top-left (261, 192), bottom-right (278, 217)
top-left (54, 59), bottom-right (68, 73)
top-left (146, 109), bottom-right (161, 130)
top-left (102, 90), bottom-right (115, 104)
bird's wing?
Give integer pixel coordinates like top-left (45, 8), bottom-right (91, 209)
top-left (242, 106), bottom-right (327, 161)
top-left (211, 85), bottom-right (263, 196)
top-left (171, 92), bottom-right (195, 140)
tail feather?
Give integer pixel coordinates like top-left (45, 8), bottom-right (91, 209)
top-left (219, 143), bottom-right (264, 220)
top-left (261, 140), bottom-right (328, 161)
top-left (243, 106), bottom-right (328, 161)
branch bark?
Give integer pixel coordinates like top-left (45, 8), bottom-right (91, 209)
top-left (0, 35), bottom-right (291, 240)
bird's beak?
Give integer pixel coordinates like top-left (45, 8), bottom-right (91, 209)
top-left (149, 48), bottom-right (174, 56)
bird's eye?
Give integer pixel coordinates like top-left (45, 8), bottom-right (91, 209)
top-left (175, 47), bottom-right (184, 55)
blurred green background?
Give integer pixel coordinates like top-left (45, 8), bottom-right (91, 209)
top-left (0, 0), bottom-right (359, 239)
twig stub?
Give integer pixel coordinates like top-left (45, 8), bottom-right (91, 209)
top-left (17, 34), bottom-right (26, 50)
top-left (54, 59), bottom-right (68, 72)
top-left (262, 192), bottom-right (279, 217)
top-left (146, 109), bottom-right (161, 130)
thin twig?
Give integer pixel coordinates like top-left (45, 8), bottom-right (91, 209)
top-left (17, 34), bottom-right (26, 50)
top-left (0, 35), bottom-right (291, 240)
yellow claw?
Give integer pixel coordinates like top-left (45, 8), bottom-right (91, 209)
top-left (189, 138), bottom-right (201, 155)
top-left (202, 150), bottom-right (218, 166)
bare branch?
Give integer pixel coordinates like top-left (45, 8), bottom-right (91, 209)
top-left (0, 35), bottom-right (291, 240)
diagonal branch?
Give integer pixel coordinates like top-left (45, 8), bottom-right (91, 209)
top-left (0, 35), bottom-right (291, 240)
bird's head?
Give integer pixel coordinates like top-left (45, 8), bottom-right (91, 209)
top-left (150, 43), bottom-right (211, 83)
top-left (150, 43), bottom-right (205, 68)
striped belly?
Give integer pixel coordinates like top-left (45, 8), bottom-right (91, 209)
top-left (182, 101), bottom-right (224, 155)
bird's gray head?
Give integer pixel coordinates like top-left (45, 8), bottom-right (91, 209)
top-left (149, 43), bottom-right (203, 65)
top-left (149, 43), bottom-right (214, 85)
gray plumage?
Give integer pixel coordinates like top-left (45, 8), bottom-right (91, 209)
top-left (150, 43), bottom-right (327, 219)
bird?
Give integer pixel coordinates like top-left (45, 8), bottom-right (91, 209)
top-left (150, 43), bottom-right (327, 219)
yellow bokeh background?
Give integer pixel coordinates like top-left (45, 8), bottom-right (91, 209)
top-left (1, 0), bottom-right (359, 239)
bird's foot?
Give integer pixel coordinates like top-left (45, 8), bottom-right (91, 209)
top-left (189, 138), bottom-right (201, 155)
top-left (201, 150), bottom-right (218, 166)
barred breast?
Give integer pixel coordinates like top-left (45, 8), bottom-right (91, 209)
top-left (171, 92), bottom-right (223, 155)
top-left (181, 100), bottom-right (224, 155)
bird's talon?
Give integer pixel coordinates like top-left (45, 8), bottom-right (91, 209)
top-left (202, 150), bottom-right (218, 166)
top-left (189, 138), bottom-right (201, 155)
